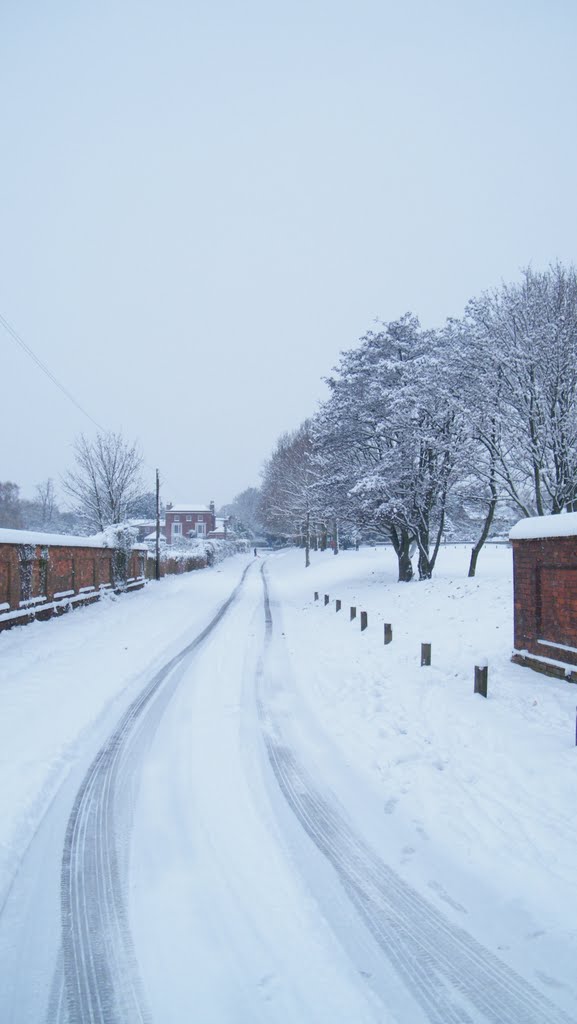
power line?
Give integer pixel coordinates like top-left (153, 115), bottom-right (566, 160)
top-left (0, 309), bottom-right (186, 498)
top-left (0, 309), bottom-right (106, 432)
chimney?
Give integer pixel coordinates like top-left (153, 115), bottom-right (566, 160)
top-left (209, 500), bottom-right (215, 514)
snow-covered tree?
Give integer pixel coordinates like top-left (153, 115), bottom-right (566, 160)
top-left (0, 482), bottom-right (23, 529)
top-left (260, 422), bottom-right (324, 566)
top-left (62, 431), bottom-right (145, 532)
top-left (220, 487), bottom-right (263, 538)
top-left (32, 478), bottom-right (56, 527)
top-left (465, 264), bottom-right (577, 518)
top-left (314, 315), bottom-right (466, 580)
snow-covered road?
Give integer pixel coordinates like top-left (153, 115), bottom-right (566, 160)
top-left (0, 550), bottom-right (575, 1022)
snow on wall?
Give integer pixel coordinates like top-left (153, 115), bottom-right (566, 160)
top-left (0, 528), bottom-right (146, 551)
top-left (509, 511), bottom-right (577, 541)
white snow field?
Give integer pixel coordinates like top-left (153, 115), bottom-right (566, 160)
top-left (0, 544), bottom-right (576, 1023)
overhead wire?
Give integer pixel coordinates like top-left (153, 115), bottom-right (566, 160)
top-left (0, 309), bottom-right (106, 433)
top-left (0, 308), bottom-right (182, 497)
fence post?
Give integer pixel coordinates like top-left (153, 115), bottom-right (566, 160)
top-left (324, 594), bottom-right (329, 606)
top-left (421, 643), bottom-right (431, 666)
top-left (335, 599), bottom-right (341, 612)
top-left (474, 665), bottom-right (488, 697)
top-left (350, 606), bottom-right (356, 620)
top-left (384, 623), bottom-right (392, 645)
top-left (360, 611), bottom-right (368, 631)
top-left (314, 591), bottom-right (319, 601)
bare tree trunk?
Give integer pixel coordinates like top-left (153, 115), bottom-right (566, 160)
top-left (305, 511), bottom-right (310, 568)
top-left (417, 493), bottom-right (447, 580)
top-left (155, 468), bottom-right (161, 581)
top-left (333, 516), bottom-right (339, 555)
top-left (468, 476), bottom-right (498, 577)
top-left (390, 526), bottom-right (414, 581)
top-left (417, 525), bottom-right (432, 580)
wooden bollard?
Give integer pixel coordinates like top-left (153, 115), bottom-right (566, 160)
top-left (324, 594), bottom-right (329, 606)
top-left (350, 606), bottom-right (357, 620)
top-left (314, 591), bottom-right (319, 601)
top-left (384, 623), bottom-right (392, 645)
top-left (335, 599), bottom-right (341, 612)
top-left (360, 611), bottom-right (368, 631)
top-left (421, 643), bottom-right (431, 666)
top-left (474, 665), bottom-right (488, 698)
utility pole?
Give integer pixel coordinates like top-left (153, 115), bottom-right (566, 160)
top-left (155, 468), bottom-right (161, 581)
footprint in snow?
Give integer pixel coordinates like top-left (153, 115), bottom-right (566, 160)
top-left (428, 880), bottom-right (467, 914)
top-left (535, 969), bottom-right (565, 990)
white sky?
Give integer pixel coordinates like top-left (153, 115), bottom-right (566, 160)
top-left (1, 0), bottom-right (577, 507)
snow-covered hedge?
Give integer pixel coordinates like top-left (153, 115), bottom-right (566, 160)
top-left (148, 537), bottom-right (250, 578)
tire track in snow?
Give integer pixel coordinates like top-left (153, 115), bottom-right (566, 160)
top-left (58, 562), bottom-right (253, 1024)
top-left (257, 563), bottom-right (575, 1024)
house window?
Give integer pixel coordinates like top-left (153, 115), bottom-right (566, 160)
top-left (173, 523), bottom-right (182, 538)
top-left (174, 515), bottom-right (180, 522)
top-left (186, 515), bottom-right (192, 522)
top-left (197, 522), bottom-right (206, 536)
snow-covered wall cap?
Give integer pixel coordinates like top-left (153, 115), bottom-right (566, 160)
top-left (0, 527), bottom-right (147, 550)
top-left (169, 503), bottom-right (210, 513)
top-left (0, 527), bottom-right (109, 548)
top-left (509, 511), bottom-right (577, 541)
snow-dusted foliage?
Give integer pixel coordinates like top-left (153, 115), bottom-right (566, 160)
top-left (99, 523), bottom-right (139, 589)
top-left (261, 264), bottom-right (577, 580)
top-left (464, 264), bottom-right (577, 518)
top-left (259, 421), bottom-right (327, 566)
top-left (158, 536), bottom-right (250, 575)
top-left (314, 315), bottom-right (467, 580)
top-left (219, 487), bottom-right (263, 539)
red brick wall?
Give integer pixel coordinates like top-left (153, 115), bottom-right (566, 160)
top-left (0, 542), bottom-right (146, 631)
top-left (512, 536), bottom-right (577, 668)
top-left (0, 547), bottom-right (19, 609)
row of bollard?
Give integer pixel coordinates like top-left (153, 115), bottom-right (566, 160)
top-left (314, 590), bottom-right (489, 697)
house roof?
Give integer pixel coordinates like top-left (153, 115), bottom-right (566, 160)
top-left (168, 504), bottom-right (211, 513)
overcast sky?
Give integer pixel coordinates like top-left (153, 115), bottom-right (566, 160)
top-left (2, 0), bottom-right (577, 508)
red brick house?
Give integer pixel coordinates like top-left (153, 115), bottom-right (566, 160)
top-left (165, 502), bottom-right (216, 545)
top-left (510, 512), bottom-right (577, 681)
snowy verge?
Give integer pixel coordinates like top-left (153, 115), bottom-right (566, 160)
top-left (265, 545), bottom-right (577, 1009)
top-left (0, 554), bottom-right (252, 908)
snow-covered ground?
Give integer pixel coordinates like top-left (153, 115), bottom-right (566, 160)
top-left (0, 543), bottom-right (575, 1022)
top-left (0, 554), bottom-right (252, 906)
top-left (265, 545), bottom-right (577, 1013)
